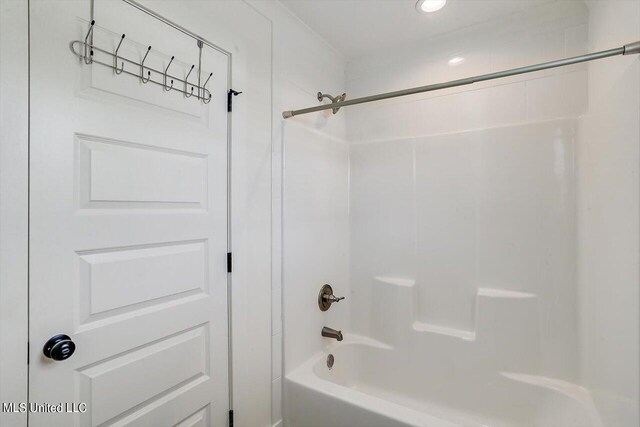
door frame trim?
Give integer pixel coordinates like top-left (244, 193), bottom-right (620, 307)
top-left (0, 1), bottom-right (29, 426)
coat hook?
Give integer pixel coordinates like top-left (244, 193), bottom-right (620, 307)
top-left (83, 20), bottom-right (95, 65)
top-left (114, 34), bottom-right (125, 75)
top-left (203, 72), bottom-right (213, 88)
top-left (140, 46), bottom-right (151, 83)
top-left (163, 56), bottom-right (175, 91)
top-left (184, 65), bottom-right (195, 98)
top-left (202, 73), bottom-right (213, 104)
top-left (202, 89), bottom-right (213, 104)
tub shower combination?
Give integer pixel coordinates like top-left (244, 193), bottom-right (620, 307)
top-left (281, 38), bottom-right (639, 427)
top-left (287, 279), bottom-right (600, 427)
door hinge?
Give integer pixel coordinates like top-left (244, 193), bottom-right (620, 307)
top-left (228, 409), bottom-right (234, 427)
top-left (227, 89), bottom-right (242, 112)
top-left (227, 252), bottom-right (232, 273)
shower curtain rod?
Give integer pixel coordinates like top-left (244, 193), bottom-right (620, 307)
top-left (282, 40), bottom-right (640, 119)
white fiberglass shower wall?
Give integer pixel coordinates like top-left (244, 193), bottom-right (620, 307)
top-left (281, 1), bottom-right (639, 426)
top-left (347, 0), bottom-right (585, 408)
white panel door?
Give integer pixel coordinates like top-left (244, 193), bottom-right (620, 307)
top-left (29, 1), bottom-right (229, 426)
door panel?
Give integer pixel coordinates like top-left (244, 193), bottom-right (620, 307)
top-left (29, 1), bottom-right (229, 426)
top-left (76, 135), bottom-right (209, 209)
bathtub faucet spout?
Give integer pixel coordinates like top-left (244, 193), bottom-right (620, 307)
top-left (322, 326), bottom-right (343, 341)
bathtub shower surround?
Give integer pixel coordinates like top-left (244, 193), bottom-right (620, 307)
top-left (282, 0), bottom-right (639, 426)
top-left (291, 120), bottom-right (590, 427)
top-left (350, 119), bottom-right (578, 379)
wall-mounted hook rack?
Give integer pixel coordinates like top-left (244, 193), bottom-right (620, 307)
top-left (70, 20), bottom-right (213, 103)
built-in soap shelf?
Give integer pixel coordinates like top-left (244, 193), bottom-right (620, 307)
top-left (412, 321), bottom-right (476, 341)
top-left (410, 289), bottom-right (536, 341)
top-left (372, 276), bottom-right (415, 288)
top-left (476, 288), bottom-right (536, 299)
top-left (371, 276), bottom-right (540, 345)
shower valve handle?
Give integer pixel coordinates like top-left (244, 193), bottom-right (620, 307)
top-left (318, 284), bottom-right (345, 311)
top-left (323, 294), bottom-right (345, 303)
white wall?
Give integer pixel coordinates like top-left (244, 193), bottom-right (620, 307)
top-left (347, 0), bottom-right (588, 383)
top-left (578, 1), bottom-right (640, 425)
top-left (245, 2), bottom-right (347, 426)
top-left (0, 1), bottom-right (29, 426)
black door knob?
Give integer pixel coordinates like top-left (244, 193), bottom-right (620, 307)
top-left (43, 334), bottom-right (76, 361)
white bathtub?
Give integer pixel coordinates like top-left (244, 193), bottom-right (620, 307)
top-left (285, 335), bottom-right (602, 427)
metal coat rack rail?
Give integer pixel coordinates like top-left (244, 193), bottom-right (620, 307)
top-left (70, 21), bottom-right (213, 103)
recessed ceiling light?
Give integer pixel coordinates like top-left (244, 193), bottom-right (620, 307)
top-left (416, 0), bottom-right (447, 13)
top-left (448, 56), bottom-right (465, 66)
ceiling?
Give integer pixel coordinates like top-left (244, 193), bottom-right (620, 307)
top-left (279, 0), bottom-right (556, 59)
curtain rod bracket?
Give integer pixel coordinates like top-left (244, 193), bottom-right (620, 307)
top-left (317, 92), bottom-right (347, 114)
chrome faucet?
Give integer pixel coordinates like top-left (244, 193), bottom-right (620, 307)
top-left (322, 326), bottom-right (343, 341)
